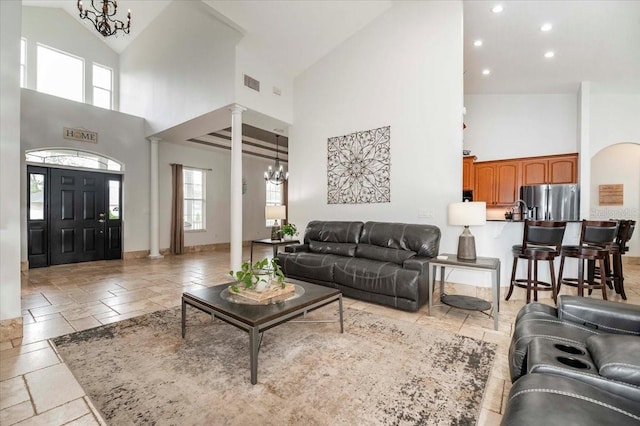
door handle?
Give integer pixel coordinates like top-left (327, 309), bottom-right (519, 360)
top-left (98, 212), bottom-right (105, 223)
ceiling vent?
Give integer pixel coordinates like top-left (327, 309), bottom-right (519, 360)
top-left (244, 74), bottom-right (260, 92)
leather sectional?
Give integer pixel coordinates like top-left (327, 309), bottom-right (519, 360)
top-left (502, 295), bottom-right (640, 425)
top-left (276, 220), bottom-right (440, 311)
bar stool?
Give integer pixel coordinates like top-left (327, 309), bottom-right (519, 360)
top-left (505, 220), bottom-right (567, 304)
top-left (557, 220), bottom-right (618, 300)
top-left (595, 219), bottom-right (636, 300)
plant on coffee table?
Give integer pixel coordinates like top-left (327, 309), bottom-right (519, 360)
top-left (229, 257), bottom-right (285, 293)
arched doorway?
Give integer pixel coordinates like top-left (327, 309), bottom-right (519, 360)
top-left (590, 142), bottom-right (640, 256)
top-left (26, 149), bottom-right (124, 268)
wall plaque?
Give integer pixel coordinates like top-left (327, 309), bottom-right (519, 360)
top-left (327, 125), bottom-right (390, 204)
top-left (63, 127), bottom-right (98, 144)
top-left (599, 184), bottom-right (623, 206)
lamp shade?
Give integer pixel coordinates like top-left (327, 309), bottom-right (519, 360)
top-left (265, 205), bottom-right (286, 220)
top-left (448, 201), bottom-right (486, 226)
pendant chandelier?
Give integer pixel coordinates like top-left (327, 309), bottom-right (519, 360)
top-left (264, 135), bottom-right (289, 185)
top-left (77, 0), bottom-right (131, 38)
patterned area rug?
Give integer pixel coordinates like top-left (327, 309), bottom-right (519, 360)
top-left (53, 306), bottom-right (496, 425)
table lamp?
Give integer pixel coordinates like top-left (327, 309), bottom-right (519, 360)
top-left (265, 205), bottom-right (286, 240)
top-left (448, 201), bottom-right (486, 260)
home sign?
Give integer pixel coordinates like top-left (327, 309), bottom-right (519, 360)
top-left (63, 127), bottom-right (98, 144)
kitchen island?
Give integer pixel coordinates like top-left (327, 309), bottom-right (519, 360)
top-left (440, 221), bottom-right (583, 292)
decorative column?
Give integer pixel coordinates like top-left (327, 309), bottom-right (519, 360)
top-left (148, 136), bottom-right (163, 259)
top-left (230, 104), bottom-right (246, 271)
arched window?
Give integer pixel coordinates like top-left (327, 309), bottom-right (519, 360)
top-left (25, 149), bottom-right (123, 172)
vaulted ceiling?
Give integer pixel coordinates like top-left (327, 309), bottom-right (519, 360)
top-left (23, 0), bottom-right (640, 94)
top-left (21, 1), bottom-right (640, 160)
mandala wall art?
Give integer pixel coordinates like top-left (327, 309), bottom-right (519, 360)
top-left (327, 125), bottom-right (390, 204)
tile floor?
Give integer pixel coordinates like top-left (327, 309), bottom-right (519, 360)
top-left (1, 247), bottom-right (639, 425)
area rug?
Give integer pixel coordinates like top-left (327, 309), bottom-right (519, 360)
top-left (52, 306), bottom-right (496, 425)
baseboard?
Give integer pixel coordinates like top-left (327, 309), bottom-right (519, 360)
top-left (123, 242), bottom-right (238, 260)
top-left (21, 260), bottom-right (28, 272)
top-left (0, 316), bottom-right (23, 343)
top-left (623, 256), bottom-right (639, 265)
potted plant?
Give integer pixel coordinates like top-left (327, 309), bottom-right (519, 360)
top-left (229, 257), bottom-right (285, 293)
top-left (281, 223), bottom-right (298, 240)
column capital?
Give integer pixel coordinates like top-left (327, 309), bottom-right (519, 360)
top-left (229, 104), bottom-right (247, 114)
top-left (147, 136), bottom-right (162, 143)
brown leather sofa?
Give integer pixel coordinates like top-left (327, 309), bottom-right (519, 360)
top-left (276, 220), bottom-right (441, 311)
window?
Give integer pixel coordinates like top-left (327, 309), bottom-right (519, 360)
top-left (93, 63), bottom-right (112, 109)
top-left (184, 168), bottom-right (205, 231)
top-left (36, 44), bottom-right (83, 103)
top-left (265, 181), bottom-right (283, 226)
top-left (29, 173), bottom-right (45, 220)
top-left (108, 180), bottom-right (120, 219)
top-left (26, 149), bottom-right (122, 172)
top-left (20, 38), bottom-right (26, 88)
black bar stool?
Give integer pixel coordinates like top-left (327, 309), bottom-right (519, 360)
top-left (506, 220), bottom-right (567, 304)
top-left (595, 219), bottom-right (636, 300)
top-left (557, 220), bottom-right (618, 300)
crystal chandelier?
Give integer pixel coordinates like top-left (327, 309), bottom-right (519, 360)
top-left (264, 135), bottom-right (289, 185)
top-left (77, 1), bottom-right (131, 38)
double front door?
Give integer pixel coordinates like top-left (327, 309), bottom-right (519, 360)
top-left (28, 166), bottom-right (122, 268)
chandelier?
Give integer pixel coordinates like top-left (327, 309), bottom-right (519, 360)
top-left (264, 135), bottom-right (289, 185)
top-left (77, 1), bottom-right (131, 38)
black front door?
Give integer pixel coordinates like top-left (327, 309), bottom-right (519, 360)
top-left (27, 167), bottom-right (122, 267)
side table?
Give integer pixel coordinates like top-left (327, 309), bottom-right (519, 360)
top-left (250, 238), bottom-right (300, 263)
top-left (428, 254), bottom-right (501, 330)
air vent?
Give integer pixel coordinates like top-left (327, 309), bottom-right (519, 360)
top-left (244, 74), bottom-right (260, 92)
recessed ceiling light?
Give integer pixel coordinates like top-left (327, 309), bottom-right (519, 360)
top-left (473, 39), bottom-right (483, 47)
top-left (544, 51), bottom-right (555, 58)
top-left (492, 4), bottom-right (504, 13)
top-left (482, 69), bottom-right (491, 76)
top-left (540, 23), bottom-right (553, 32)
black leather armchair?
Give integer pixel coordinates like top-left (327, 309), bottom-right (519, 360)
top-left (509, 295), bottom-right (640, 382)
top-left (276, 220), bottom-right (441, 311)
top-left (502, 296), bottom-right (640, 425)
top-left (501, 373), bottom-right (640, 425)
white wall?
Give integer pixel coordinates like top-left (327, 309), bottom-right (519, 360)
top-left (158, 141), bottom-right (275, 249)
top-left (588, 92), bottom-right (640, 255)
top-left (590, 93), bottom-right (640, 156)
top-left (20, 89), bottom-right (149, 256)
top-left (291, 1), bottom-right (464, 257)
top-left (235, 44), bottom-right (294, 125)
top-left (1, 0), bottom-right (22, 322)
top-left (463, 94), bottom-right (578, 161)
top-left (119, 0), bottom-right (242, 135)
top-left (21, 6), bottom-right (120, 110)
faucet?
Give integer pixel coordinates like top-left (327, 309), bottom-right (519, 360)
top-left (512, 199), bottom-right (528, 217)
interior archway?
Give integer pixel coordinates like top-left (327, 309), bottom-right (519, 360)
top-left (590, 142), bottom-right (640, 256)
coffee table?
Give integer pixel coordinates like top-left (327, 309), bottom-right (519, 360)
top-left (182, 280), bottom-right (343, 385)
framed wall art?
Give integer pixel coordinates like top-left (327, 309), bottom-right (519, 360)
top-left (327, 125), bottom-right (390, 204)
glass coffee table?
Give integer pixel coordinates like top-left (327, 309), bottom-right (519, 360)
top-left (182, 279), bottom-right (343, 385)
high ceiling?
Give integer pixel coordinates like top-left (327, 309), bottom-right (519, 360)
top-left (23, 0), bottom-right (640, 94)
top-left (464, 0), bottom-right (640, 94)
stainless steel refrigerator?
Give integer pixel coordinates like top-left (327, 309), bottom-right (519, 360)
top-left (520, 184), bottom-right (580, 221)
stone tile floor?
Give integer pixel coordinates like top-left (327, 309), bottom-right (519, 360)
top-left (1, 247), bottom-right (638, 425)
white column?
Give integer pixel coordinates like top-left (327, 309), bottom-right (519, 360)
top-left (230, 104), bottom-right (246, 271)
top-left (148, 137), bottom-right (163, 259)
top-left (578, 82), bottom-right (591, 220)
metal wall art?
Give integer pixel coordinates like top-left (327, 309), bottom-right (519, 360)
top-left (327, 125), bottom-right (390, 204)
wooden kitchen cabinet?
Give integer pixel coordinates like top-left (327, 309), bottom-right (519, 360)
top-left (521, 154), bottom-right (578, 185)
top-left (474, 160), bottom-right (520, 206)
top-left (462, 156), bottom-right (476, 191)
